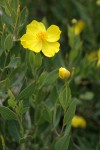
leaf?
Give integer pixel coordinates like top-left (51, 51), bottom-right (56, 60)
top-left (21, 107), bottom-right (29, 115)
top-left (38, 71), bottom-right (47, 87)
top-left (16, 82), bottom-right (35, 100)
top-left (0, 106), bottom-right (17, 120)
top-left (8, 89), bottom-right (15, 100)
top-left (8, 120), bottom-right (21, 141)
top-left (29, 52), bottom-right (42, 68)
top-left (12, 69), bottom-right (26, 87)
top-left (0, 48), bottom-right (4, 56)
top-left (80, 91), bottom-right (94, 100)
top-left (19, 135), bottom-right (32, 143)
top-left (6, 56), bottom-right (20, 69)
top-left (4, 33), bottom-right (13, 51)
top-left (41, 69), bottom-right (58, 87)
top-left (42, 105), bottom-right (52, 123)
top-left (34, 53), bottom-right (42, 68)
top-left (63, 98), bottom-right (78, 126)
top-left (0, 78), bottom-right (10, 92)
top-left (18, 7), bottom-right (28, 30)
top-left (8, 99), bottom-right (16, 108)
top-left (50, 86), bottom-right (58, 105)
top-left (59, 84), bottom-right (71, 112)
top-left (55, 134), bottom-right (70, 150)
top-left (0, 0), bottom-right (5, 7)
top-left (2, 8), bottom-right (13, 27)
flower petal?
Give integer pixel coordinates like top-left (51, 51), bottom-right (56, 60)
top-left (20, 33), bottom-right (42, 53)
top-left (42, 41), bottom-right (60, 57)
top-left (26, 20), bottom-right (46, 35)
top-left (20, 34), bottom-right (33, 48)
top-left (46, 25), bottom-right (61, 42)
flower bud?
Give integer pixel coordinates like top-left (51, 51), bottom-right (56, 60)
top-left (59, 67), bottom-right (70, 79)
top-left (72, 18), bottom-right (77, 24)
top-left (97, 49), bottom-right (100, 67)
top-left (96, 0), bottom-right (100, 6)
top-left (71, 115), bottom-right (87, 128)
top-left (73, 20), bottom-right (85, 35)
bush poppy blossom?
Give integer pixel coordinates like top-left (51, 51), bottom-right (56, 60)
top-left (20, 20), bottom-right (61, 57)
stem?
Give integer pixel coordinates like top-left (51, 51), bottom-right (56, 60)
top-left (52, 102), bottom-right (60, 136)
top-left (1, 135), bottom-right (6, 150)
top-left (13, 0), bottom-right (20, 40)
top-left (0, 51), bottom-right (8, 80)
top-left (4, 0), bottom-right (13, 17)
top-left (17, 114), bottom-right (24, 137)
top-left (60, 124), bottom-right (65, 135)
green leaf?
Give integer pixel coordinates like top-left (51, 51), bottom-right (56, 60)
top-left (63, 98), bottom-right (78, 126)
top-left (42, 105), bottom-right (52, 123)
top-left (12, 69), bottom-right (26, 87)
top-left (19, 7), bottom-right (28, 30)
top-left (0, 0), bottom-right (5, 7)
top-left (41, 69), bottom-right (58, 87)
top-left (0, 48), bottom-right (4, 56)
top-left (55, 134), bottom-right (70, 150)
top-left (68, 25), bottom-right (75, 49)
top-left (8, 99), bottom-right (16, 108)
top-left (2, 9), bottom-right (13, 27)
top-left (8, 120), bottom-right (21, 141)
top-left (16, 82), bottom-right (35, 100)
top-left (50, 86), bottom-right (58, 105)
top-left (29, 52), bottom-right (42, 68)
top-left (0, 78), bottom-right (10, 92)
top-left (4, 33), bottom-right (13, 51)
top-left (21, 107), bottom-right (29, 115)
top-left (59, 84), bottom-right (71, 112)
top-left (80, 91), bottom-right (94, 100)
top-left (19, 135), bottom-right (32, 143)
top-left (35, 53), bottom-right (42, 68)
top-left (6, 56), bottom-right (20, 69)
top-left (8, 89), bottom-right (15, 100)
top-left (38, 71), bottom-right (47, 87)
top-left (0, 106), bottom-right (17, 120)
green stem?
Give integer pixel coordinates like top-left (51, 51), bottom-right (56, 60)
top-left (1, 135), bottom-right (6, 150)
top-left (0, 51), bottom-right (8, 80)
top-left (17, 115), bottom-right (24, 137)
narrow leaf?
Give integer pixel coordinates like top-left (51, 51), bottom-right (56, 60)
top-left (63, 98), bottom-right (78, 126)
top-left (0, 106), bottom-right (17, 120)
top-left (16, 82), bottom-right (35, 100)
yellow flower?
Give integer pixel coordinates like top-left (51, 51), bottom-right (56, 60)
top-left (20, 20), bottom-right (61, 57)
top-left (71, 115), bottom-right (87, 128)
top-left (87, 51), bottom-right (97, 62)
top-left (97, 48), bottom-right (100, 67)
top-left (59, 67), bottom-right (70, 79)
top-left (96, 0), bottom-right (100, 6)
top-left (73, 20), bottom-right (85, 35)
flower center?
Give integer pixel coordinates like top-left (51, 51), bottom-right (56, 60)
top-left (37, 32), bottom-right (47, 41)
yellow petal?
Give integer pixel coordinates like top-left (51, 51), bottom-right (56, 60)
top-left (98, 48), bottom-right (100, 59)
top-left (46, 25), bottom-right (61, 42)
top-left (42, 41), bottom-right (60, 57)
top-left (26, 20), bottom-right (46, 35)
top-left (20, 33), bottom-right (42, 53)
top-left (20, 34), bottom-right (33, 48)
top-left (28, 40), bottom-right (42, 53)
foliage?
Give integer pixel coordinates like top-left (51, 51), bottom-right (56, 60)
top-left (0, 0), bottom-right (100, 150)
